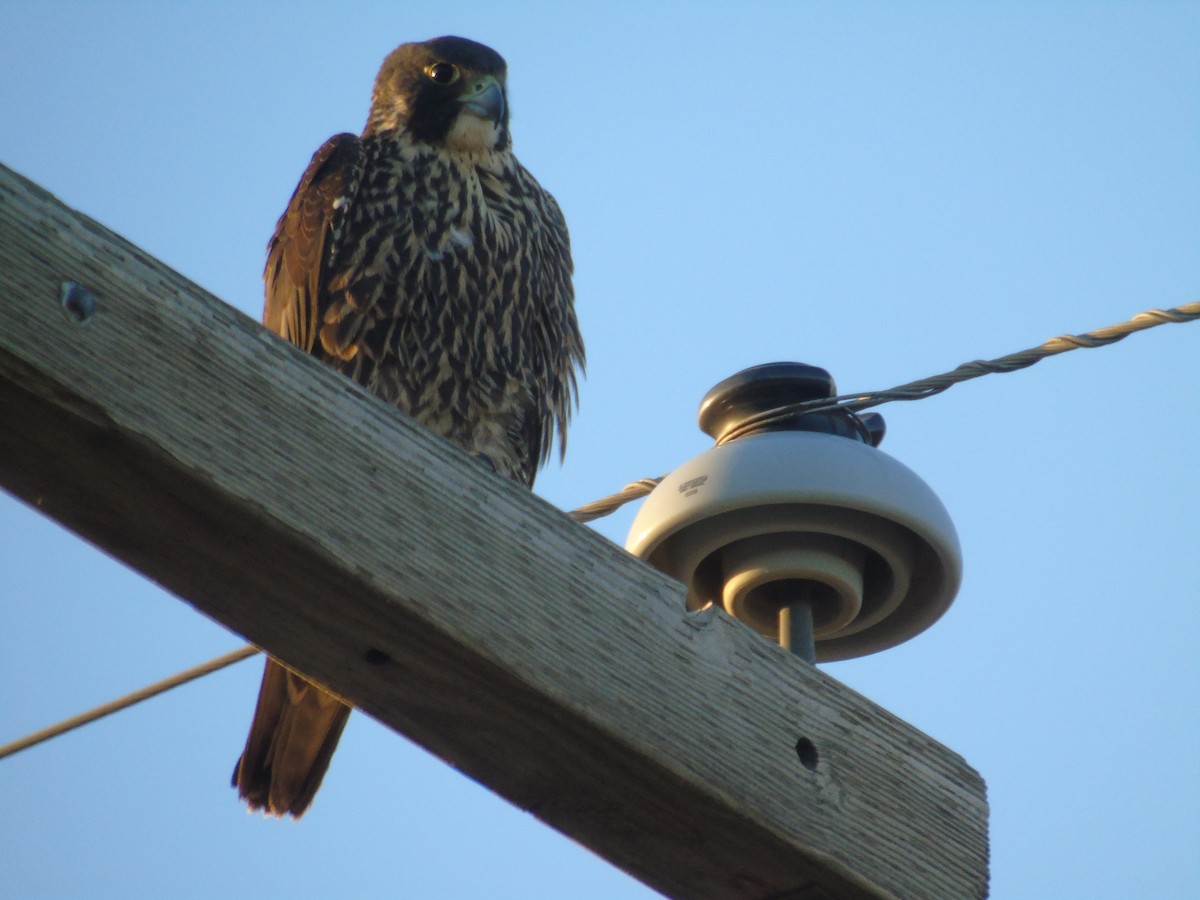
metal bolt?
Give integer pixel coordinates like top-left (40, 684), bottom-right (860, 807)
top-left (60, 281), bottom-right (96, 324)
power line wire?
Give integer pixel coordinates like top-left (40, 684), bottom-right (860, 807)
top-left (721, 300), bottom-right (1200, 443)
top-left (567, 477), bottom-right (664, 524)
top-left (571, 300), bottom-right (1200, 519)
top-left (0, 645), bottom-right (259, 760)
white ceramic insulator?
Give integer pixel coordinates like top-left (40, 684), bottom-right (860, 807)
top-left (625, 431), bottom-right (962, 661)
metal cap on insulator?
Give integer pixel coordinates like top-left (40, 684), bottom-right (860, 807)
top-left (699, 361), bottom-right (884, 447)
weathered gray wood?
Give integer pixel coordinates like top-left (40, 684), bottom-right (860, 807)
top-left (0, 162), bottom-right (989, 899)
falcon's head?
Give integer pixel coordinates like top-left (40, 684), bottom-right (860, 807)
top-left (367, 36), bottom-right (510, 152)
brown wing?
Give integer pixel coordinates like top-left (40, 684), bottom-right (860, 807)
top-left (516, 165), bottom-right (584, 482)
top-left (234, 134), bottom-right (363, 818)
top-left (263, 133), bottom-right (363, 350)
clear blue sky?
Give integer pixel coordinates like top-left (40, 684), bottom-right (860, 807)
top-left (2, 2), bottom-right (1197, 897)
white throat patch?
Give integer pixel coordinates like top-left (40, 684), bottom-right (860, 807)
top-left (445, 114), bottom-right (503, 153)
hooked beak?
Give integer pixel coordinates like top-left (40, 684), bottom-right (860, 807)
top-left (460, 75), bottom-right (505, 125)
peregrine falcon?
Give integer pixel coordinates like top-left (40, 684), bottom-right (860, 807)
top-left (232, 36), bottom-right (584, 818)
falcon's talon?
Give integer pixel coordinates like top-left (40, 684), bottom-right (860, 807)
top-left (472, 452), bottom-right (499, 474)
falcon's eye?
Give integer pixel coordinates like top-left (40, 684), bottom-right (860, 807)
top-left (425, 62), bottom-right (460, 85)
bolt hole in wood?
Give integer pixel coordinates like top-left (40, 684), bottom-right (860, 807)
top-left (364, 648), bottom-right (391, 665)
top-left (59, 281), bottom-right (96, 324)
top-left (795, 736), bottom-right (819, 770)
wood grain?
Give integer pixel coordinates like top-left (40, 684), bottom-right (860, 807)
top-left (0, 163), bottom-right (989, 899)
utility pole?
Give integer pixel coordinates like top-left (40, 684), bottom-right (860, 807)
top-left (0, 163), bottom-right (988, 899)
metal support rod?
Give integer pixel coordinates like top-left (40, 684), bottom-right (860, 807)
top-left (779, 599), bottom-right (816, 665)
